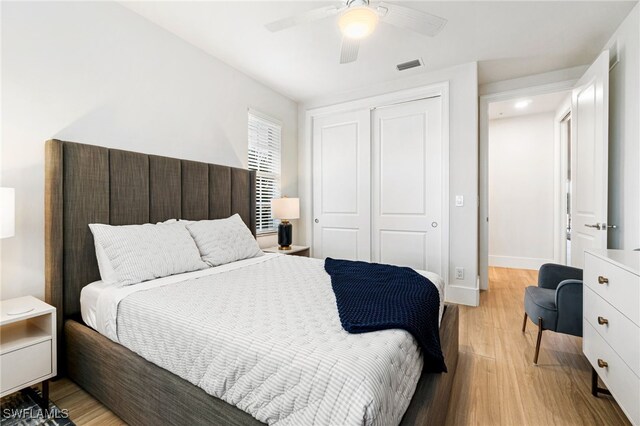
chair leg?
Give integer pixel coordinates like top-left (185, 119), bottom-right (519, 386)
top-left (533, 317), bottom-right (543, 364)
top-left (522, 312), bottom-right (528, 333)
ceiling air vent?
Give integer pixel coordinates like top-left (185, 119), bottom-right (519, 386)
top-left (396, 59), bottom-right (423, 71)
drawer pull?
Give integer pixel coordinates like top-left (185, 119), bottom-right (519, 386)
top-left (597, 276), bottom-right (609, 284)
top-left (597, 359), bottom-right (608, 368)
top-left (597, 316), bottom-right (609, 325)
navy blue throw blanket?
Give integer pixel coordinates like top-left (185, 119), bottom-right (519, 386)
top-left (325, 258), bottom-right (447, 373)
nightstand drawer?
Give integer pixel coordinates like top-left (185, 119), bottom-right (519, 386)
top-left (0, 340), bottom-right (51, 393)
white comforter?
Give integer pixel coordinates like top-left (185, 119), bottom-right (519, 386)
top-left (91, 254), bottom-right (444, 426)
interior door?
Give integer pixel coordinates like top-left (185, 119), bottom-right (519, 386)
top-left (570, 50), bottom-right (609, 268)
top-left (371, 97), bottom-right (443, 274)
top-left (312, 110), bottom-right (371, 260)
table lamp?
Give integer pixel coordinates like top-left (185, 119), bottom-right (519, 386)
top-left (271, 197), bottom-right (299, 250)
top-left (1, 187), bottom-right (15, 239)
top-left (0, 188), bottom-right (30, 315)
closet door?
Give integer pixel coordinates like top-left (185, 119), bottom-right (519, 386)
top-left (312, 110), bottom-right (371, 260)
top-left (372, 97), bottom-right (442, 274)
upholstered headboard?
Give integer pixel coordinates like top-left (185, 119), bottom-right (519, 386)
top-left (44, 139), bottom-right (256, 367)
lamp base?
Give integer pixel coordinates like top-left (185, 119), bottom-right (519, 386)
top-left (278, 220), bottom-right (292, 250)
top-left (6, 307), bottom-right (34, 316)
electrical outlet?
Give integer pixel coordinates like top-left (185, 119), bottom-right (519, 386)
top-left (455, 195), bottom-right (464, 207)
top-left (455, 267), bottom-right (464, 280)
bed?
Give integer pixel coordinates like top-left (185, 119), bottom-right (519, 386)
top-left (44, 139), bottom-right (459, 425)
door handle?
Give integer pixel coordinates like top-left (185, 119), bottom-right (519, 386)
top-left (585, 223), bottom-right (616, 231)
top-left (598, 276), bottom-right (609, 285)
top-left (314, 218), bottom-right (319, 224)
top-left (597, 359), bottom-right (608, 369)
top-left (597, 316), bottom-right (609, 325)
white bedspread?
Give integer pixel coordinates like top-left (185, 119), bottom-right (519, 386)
top-left (89, 254), bottom-right (445, 426)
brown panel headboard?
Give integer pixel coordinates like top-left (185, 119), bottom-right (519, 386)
top-left (44, 139), bottom-right (256, 369)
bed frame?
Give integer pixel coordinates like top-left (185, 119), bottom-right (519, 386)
top-left (45, 139), bottom-right (459, 425)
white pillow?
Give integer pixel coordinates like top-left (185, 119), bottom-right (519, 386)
top-left (186, 214), bottom-right (263, 267)
top-left (94, 241), bottom-right (118, 285)
top-left (156, 219), bottom-right (194, 225)
top-left (89, 221), bottom-right (209, 286)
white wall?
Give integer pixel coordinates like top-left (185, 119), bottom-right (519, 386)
top-left (300, 62), bottom-right (479, 306)
top-left (488, 113), bottom-right (557, 270)
top-left (479, 66), bottom-right (587, 97)
top-left (604, 4), bottom-right (640, 251)
top-left (0, 1), bottom-right (298, 300)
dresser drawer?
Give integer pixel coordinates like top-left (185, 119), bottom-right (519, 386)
top-left (584, 286), bottom-right (640, 377)
top-left (583, 321), bottom-right (640, 424)
top-left (584, 252), bottom-right (640, 326)
top-left (0, 340), bottom-right (52, 393)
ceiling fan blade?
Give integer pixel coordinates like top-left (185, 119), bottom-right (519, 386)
top-left (340, 38), bottom-right (360, 64)
top-left (265, 5), bottom-right (342, 32)
top-left (377, 2), bottom-right (447, 37)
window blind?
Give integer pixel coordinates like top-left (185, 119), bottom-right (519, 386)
top-left (248, 111), bottom-right (282, 234)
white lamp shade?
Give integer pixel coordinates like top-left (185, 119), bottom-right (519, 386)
top-left (338, 7), bottom-right (379, 39)
top-left (0, 188), bottom-right (15, 239)
top-left (271, 197), bottom-right (300, 220)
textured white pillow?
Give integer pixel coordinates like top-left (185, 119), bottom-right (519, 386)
top-left (93, 241), bottom-right (118, 285)
top-left (89, 222), bottom-right (209, 286)
top-left (186, 214), bottom-right (263, 267)
top-left (156, 219), bottom-right (194, 225)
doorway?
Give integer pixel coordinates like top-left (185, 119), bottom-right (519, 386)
top-left (480, 51), bottom-right (610, 289)
top-left (559, 113), bottom-right (572, 265)
top-left (485, 91), bottom-right (571, 272)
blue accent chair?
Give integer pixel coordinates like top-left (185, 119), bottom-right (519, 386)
top-left (523, 263), bottom-right (583, 364)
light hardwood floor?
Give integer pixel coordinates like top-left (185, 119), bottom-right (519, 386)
top-left (444, 267), bottom-right (629, 426)
top-left (42, 267), bottom-right (629, 425)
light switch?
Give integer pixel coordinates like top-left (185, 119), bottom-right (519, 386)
top-left (455, 195), bottom-right (464, 207)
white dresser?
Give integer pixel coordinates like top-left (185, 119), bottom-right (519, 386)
top-left (583, 249), bottom-right (640, 425)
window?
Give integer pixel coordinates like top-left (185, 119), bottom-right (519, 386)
top-left (248, 110), bottom-right (282, 234)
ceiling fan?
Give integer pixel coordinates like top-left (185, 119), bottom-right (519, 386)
top-left (265, 0), bottom-right (447, 64)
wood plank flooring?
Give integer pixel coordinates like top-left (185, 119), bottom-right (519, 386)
top-left (445, 267), bottom-right (629, 426)
top-left (22, 267), bottom-right (631, 425)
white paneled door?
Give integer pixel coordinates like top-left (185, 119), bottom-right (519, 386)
top-left (312, 110), bottom-right (371, 261)
top-left (570, 51), bottom-right (609, 268)
top-left (372, 97), bottom-right (443, 274)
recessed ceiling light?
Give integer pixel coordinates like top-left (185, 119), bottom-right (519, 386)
top-left (514, 100), bottom-right (532, 109)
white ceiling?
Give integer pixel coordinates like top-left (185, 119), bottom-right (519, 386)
top-left (120, 1), bottom-right (637, 102)
top-left (488, 90), bottom-right (570, 120)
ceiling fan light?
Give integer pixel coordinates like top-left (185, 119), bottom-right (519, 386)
top-left (338, 7), bottom-right (379, 39)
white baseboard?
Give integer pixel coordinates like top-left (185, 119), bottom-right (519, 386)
top-left (489, 255), bottom-right (555, 271)
top-left (445, 284), bottom-right (479, 307)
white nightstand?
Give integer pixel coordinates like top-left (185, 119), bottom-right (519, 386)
top-left (263, 245), bottom-right (310, 257)
top-left (1, 296), bottom-right (56, 408)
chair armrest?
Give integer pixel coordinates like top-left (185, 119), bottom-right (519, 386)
top-left (555, 279), bottom-right (583, 336)
top-left (538, 264), bottom-right (583, 289)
